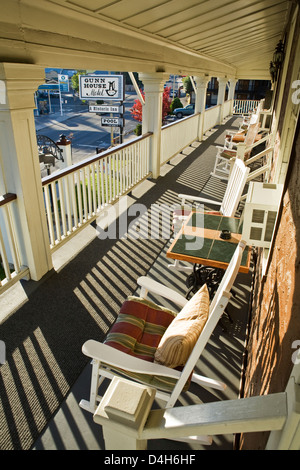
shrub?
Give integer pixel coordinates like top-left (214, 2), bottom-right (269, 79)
top-left (170, 97), bottom-right (183, 113)
top-left (134, 123), bottom-right (142, 136)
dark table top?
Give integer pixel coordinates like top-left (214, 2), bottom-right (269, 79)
top-left (167, 212), bottom-right (250, 273)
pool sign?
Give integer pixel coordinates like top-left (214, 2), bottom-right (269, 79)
top-left (101, 117), bottom-right (124, 127)
top-left (79, 74), bottom-right (123, 101)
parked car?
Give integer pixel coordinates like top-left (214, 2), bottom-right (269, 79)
top-left (173, 103), bottom-right (195, 118)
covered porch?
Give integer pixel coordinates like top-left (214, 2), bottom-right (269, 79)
top-left (1, 115), bottom-right (254, 450)
top-left (0, 0), bottom-right (300, 451)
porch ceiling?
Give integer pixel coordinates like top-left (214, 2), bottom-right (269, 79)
top-left (0, 0), bottom-right (293, 79)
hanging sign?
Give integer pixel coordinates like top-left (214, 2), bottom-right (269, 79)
top-left (79, 75), bottom-right (123, 101)
top-left (89, 105), bottom-right (124, 114)
top-left (101, 117), bottom-right (124, 127)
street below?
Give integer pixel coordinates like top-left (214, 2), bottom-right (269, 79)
top-left (36, 92), bottom-right (140, 175)
top-left (35, 89), bottom-right (183, 178)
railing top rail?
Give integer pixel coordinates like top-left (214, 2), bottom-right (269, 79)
top-left (205, 103), bottom-right (221, 111)
top-left (161, 112), bottom-right (200, 130)
top-left (41, 131), bottom-right (153, 186)
top-left (0, 193), bottom-right (17, 207)
top-left (161, 103), bottom-right (222, 131)
top-left (234, 99), bottom-right (260, 102)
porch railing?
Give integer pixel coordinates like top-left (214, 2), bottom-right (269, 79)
top-left (160, 104), bottom-right (226, 165)
top-left (161, 113), bottom-right (200, 164)
top-left (41, 132), bottom-right (152, 251)
top-left (233, 99), bottom-right (260, 115)
top-left (0, 193), bottom-right (30, 295)
top-left (94, 361), bottom-right (300, 450)
top-left (203, 104), bottom-right (221, 133)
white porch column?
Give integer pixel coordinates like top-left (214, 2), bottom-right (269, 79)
top-left (228, 78), bottom-right (238, 114)
top-left (194, 75), bottom-right (210, 140)
top-left (138, 72), bottom-right (168, 179)
top-left (0, 63), bottom-right (52, 281)
top-left (217, 77), bottom-right (228, 124)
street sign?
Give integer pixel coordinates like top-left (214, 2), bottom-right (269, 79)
top-left (89, 105), bottom-right (124, 114)
top-left (79, 74), bottom-right (123, 101)
top-left (101, 117), bottom-right (124, 127)
top-left (38, 84), bottom-right (59, 91)
top-left (58, 74), bottom-right (69, 92)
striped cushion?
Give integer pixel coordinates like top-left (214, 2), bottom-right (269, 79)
top-left (105, 296), bottom-right (176, 360)
top-left (232, 131), bottom-right (246, 142)
top-left (220, 149), bottom-right (236, 159)
top-left (104, 296), bottom-right (191, 392)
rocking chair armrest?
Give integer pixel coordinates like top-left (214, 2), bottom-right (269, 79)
top-left (225, 130), bottom-right (236, 136)
top-left (137, 276), bottom-right (187, 308)
top-left (82, 340), bottom-right (181, 379)
top-left (177, 194), bottom-right (222, 207)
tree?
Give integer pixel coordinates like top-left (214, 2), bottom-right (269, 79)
top-left (162, 86), bottom-right (172, 119)
top-left (130, 86), bottom-right (172, 123)
top-left (130, 90), bottom-right (145, 122)
top-left (71, 70), bottom-right (86, 94)
top-left (182, 76), bottom-right (194, 103)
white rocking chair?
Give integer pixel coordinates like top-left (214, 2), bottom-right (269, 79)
top-left (211, 113), bottom-right (261, 180)
top-left (170, 158), bottom-right (249, 272)
top-left (80, 241), bottom-right (246, 419)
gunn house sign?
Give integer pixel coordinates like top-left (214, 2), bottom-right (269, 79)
top-left (79, 74), bottom-right (123, 101)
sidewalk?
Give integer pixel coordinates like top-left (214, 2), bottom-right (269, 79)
top-left (34, 109), bottom-right (87, 132)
